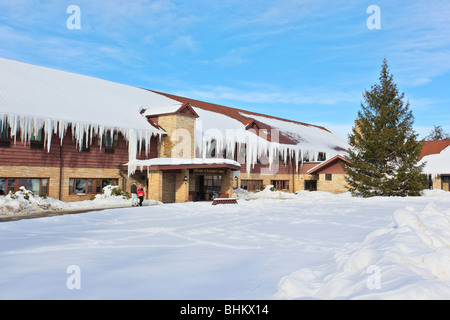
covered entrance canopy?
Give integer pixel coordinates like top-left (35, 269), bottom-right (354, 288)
top-left (125, 158), bottom-right (241, 203)
top-left (127, 158), bottom-right (241, 171)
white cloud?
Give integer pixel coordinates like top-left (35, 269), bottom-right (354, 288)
top-left (381, 0), bottom-right (450, 87)
top-left (169, 35), bottom-right (199, 54)
top-left (407, 97), bottom-right (448, 111)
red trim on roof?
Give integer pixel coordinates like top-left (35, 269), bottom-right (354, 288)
top-left (177, 103), bottom-right (199, 118)
top-left (419, 140), bottom-right (450, 160)
top-left (146, 118), bottom-right (166, 133)
top-left (245, 119), bottom-right (261, 131)
top-left (307, 155), bottom-right (351, 174)
top-left (148, 90), bottom-right (335, 146)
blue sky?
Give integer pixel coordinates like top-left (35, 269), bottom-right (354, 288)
top-left (1, 0), bottom-right (449, 139)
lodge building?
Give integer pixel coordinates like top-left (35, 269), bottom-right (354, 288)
top-left (1, 58), bottom-right (447, 204)
top-left (419, 140), bottom-right (450, 191)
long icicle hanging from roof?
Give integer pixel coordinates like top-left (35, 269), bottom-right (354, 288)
top-left (194, 125), bottom-right (327, 175)
top-left (0, 112), bottom-right (163, 176)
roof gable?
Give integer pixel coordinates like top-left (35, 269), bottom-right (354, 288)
top-left (177, 103), bottom-right (199, 118)
top-left (307, 155), bottom-right (350, 174)
top-left (245, 119), bottom-right (261, 131)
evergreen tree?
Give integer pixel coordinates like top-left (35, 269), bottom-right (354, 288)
top-left (344, 59), bottom-right (426, 197)
top-left (425, 125), bottom-right (450, 141)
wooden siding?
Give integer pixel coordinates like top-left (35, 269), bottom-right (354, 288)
top-left (311, 161), bottom-right (346, 175)
top-left (0, 131), bottom-right (158, 169)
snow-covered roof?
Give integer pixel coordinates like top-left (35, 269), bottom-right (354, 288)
top-left (127, 157), bottom-right (241, 167)
top-left (0, 57), bottom-right (351, 175)
top-left (142, 103), bottom-right (184, 117)
top-left (239, 112), bottom-right (349, 155)
top-left (419, 140), bottom-right (450, 160)
top-left (126, 157), bottom-right (241, 174)
top-left (0, 58), bottom-right (182, 152)
top-left (150, 91), bottom-right (350, 173)
top-left (420, 146), bottom-right (450, 176)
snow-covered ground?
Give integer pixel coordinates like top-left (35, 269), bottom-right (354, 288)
top-left (1, 188), bottom-right (450, 299)
top-left (0, 186), bottom-right (160, 217)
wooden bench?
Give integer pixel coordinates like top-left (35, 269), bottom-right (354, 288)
top-left (212, 194), bottom-right (238, 205)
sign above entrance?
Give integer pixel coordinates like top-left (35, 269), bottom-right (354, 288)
top-left (193, 169), bottom-right (225, 175)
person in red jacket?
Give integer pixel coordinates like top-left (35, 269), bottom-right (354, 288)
top-left (137, 185), bottom-right (145, 207)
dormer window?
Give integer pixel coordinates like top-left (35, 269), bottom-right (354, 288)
top-left (30, 129), bottom-right (44, 149)
top-left (72, 133), bottom-right (91, 152)
top-left (99, 132), bottom-right (119, 153)
top-left (0, 121), bottom-right (11, 147)
top-left (103, 133), bottom-right (119, 147)
top-left (318, 152), bottom-right (326, 162)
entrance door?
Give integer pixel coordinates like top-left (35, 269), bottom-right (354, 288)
top-left (192, 175), bottom-right (222, 201)
top-left (203, 175), bottom-right (221, 200)
top-left (304, 180), bottom-right (317, 191)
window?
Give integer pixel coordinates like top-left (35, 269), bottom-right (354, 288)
top-left (271, 180), bottom-right (289, 190)
top-left (318, 152), bottom-right (327, 162)
top-left (241, 180), bottom-right (263, 191)
top-left (41, 179), bottom-right (49, 195)
top-left (8, 179), bottom-right (15, 193)
top-left (69, 178), bottom-right (118, 195)
top-left (100, 132), bottom-right (119, 150)
top-left (304, 180), bottom-right (317, 191)
top-left (69, 179), bottom-right (88, 194)
top-left (325, 174), bottom-right (332, 181)
top-left (0, 178), bottom-right (5, 195)
top-left (87, 179), bottom-right (93, 193)
top-left (75, 179), bottom-right (86, 194)
top-left (30, 129), bottom-right (44, 149)
top-left (0, 121), bottom-right (11, 147)
top-left (19, 178), bottom-right (27, 189)
top-left (72, 133), bottom-right (91, 152)
top-left (31, 129), bottom-right (43, 142)
top-left (0, 125), bottom-right (9, 139)
top-left (99, 133), bottom-right (119, 154)
top-left (0, 178), bottom-right (50, 195)
top-left (102, 179), bottom-right (114, 189)
top-left (27, 179), bottom-right (41, 194)
top-left (300, 152), bottom-right (327, 164)
top-left (96, 179), bottom-right (102, 193)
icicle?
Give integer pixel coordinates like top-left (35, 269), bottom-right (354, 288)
top-left (0, 112), bottom-right (164, 177)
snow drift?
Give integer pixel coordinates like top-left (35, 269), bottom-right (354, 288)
top-left (1, 189), bottom-right (450, 299)
top-left (0, 185), bottom-right (160, 216)
top-left (276, 200), bottom-right (450, 299)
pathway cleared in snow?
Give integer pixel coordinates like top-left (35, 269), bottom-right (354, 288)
top-left (0, 205), bottom-right (130, 222)
top-left (0, 191), bottom-right (450, 299)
